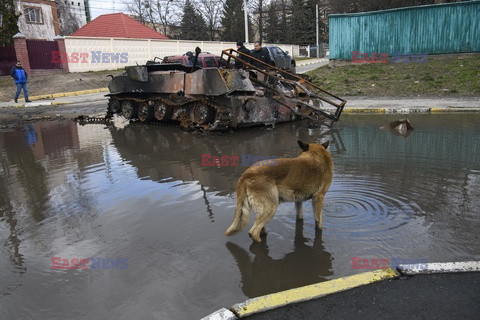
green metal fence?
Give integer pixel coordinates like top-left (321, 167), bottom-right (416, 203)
top-left (329, 1), bottom-right (480, 60)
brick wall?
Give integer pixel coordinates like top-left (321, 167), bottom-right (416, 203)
top-left (13, 35), bottom-right (31, 74)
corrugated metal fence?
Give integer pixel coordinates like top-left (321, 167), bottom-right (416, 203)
top-left (329, 0), bottom-right (480, 60)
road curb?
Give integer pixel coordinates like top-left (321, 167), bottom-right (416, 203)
top-left (430, 107), bottom-right (480, 113)
top-left (16, 88), bottom-right (108, 102)
top-left (203, 260), bottom-right (480, 319)
top-left (344, 107), bottom-right (387, 113)
top-left (229, 268), bottom-right (399, 318)
top-left (4, 98), bottom-right (106, 108)
top-left (398, 261), bottom-right (480, 275)
top-left (201, 308), bottom-right (237, 320)
top-left (2, 93), bottom-right (108, 108)
top-left (296, 59), bottom-right (327, 67)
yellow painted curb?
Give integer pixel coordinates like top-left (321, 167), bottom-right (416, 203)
top-left (344, 108), bottom-right (386, 114)
top-left (231, 268), bottom-right (399, 318)
top-left (17, 88), bottom-right (108, 102)
top-left (430, 107), bottom-right (480, 113)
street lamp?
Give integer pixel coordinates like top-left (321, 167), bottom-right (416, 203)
top-left (316, 3), bottom-right (319, 58)
top-left (244, 0), bottom-right (248, 44)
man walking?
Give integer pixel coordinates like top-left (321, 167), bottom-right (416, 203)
top-left (235, 41), bottom-right (250, 69)
top-left (11, 61), bottom-right (32, 103)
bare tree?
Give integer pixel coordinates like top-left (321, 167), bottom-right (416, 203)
top-left (124, 0), bottom-right (180, 37)
top-left (198, 0), bottom-right (224, 41)
top-left (149, 0), bottom-right (181, 36)
top-left (124, 0), bottom-right (149, 23)
top-left (249, 0), bottom-right (264, 42)
top-left (57, 2), bottom-right (81, 36)
top-left (158, 0), bottom-right (181, 36)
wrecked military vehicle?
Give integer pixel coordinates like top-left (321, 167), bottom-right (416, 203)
top-left (106, 47), bottom-right (346, 131)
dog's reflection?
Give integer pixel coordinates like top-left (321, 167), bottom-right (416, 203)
top-left (226, 220), bottom-right (333, 298)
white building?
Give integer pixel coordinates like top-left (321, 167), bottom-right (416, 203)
top-left (15, 0), bottom-right (60, 40)
top-left (56, 0), bottom-right (88, 36)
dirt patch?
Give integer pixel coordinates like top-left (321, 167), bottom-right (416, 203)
top-left (0, 101), bottom-right (107, 127)
top-left (0, 69), bottom-right (123, 102)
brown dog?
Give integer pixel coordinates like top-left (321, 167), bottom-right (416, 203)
top-left (225, 140), bottom-right (333, 242)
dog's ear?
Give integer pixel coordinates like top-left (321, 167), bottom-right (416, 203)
top-left (297, 140), bottom-right (309, 152)
top-left (321, 141), bottom-right (330, 149)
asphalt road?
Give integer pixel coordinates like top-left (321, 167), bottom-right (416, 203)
top-left (0, 98), bottom-right (107, 126)
top-left (296, 60), bottom-right (329, 74)
top-left (245, 272), bottom-right (480, 320)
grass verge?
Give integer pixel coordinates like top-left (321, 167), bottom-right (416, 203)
top-left (306, 54), bottom-right (480, 96)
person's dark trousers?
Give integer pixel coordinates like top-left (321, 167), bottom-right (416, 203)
top-left (14, 83), bottom-right (29, 102)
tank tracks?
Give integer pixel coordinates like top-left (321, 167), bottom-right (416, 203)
top-left (107, 96), bottom-right (233, 131)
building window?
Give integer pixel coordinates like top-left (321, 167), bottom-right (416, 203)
top-left (24, 7), bottom-right (43, 24)
top-left (78, 2), bottom-right (81, 6)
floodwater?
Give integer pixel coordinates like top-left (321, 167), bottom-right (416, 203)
top-left (0, 114), bottom-right (479, 319)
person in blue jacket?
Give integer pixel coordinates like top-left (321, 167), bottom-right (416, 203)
top-left (11, 61), bottom-right (32, 103)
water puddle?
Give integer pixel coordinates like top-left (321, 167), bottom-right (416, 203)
top-left (0, 114), bottom-right (479, 319)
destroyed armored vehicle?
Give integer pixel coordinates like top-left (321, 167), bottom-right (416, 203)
top-left (106, 48), bottom-right (346, 131)
top-left (161, 52), bottom-right (222, 68)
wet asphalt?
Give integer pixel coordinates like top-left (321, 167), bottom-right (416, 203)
top-left (245, 272), bottom-right (480, 320)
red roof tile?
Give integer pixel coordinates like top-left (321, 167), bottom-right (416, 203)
top-left (71, 13), bottom-right (169, 39)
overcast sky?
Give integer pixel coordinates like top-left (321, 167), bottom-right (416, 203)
top-left (89, 0), bottom-right (128, 19)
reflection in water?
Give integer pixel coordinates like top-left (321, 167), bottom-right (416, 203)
top-left (23, 124), bottom-right (37, 146)
top-left (227, 221), bottom-right (332, 298)
top-left (107, 122), bottom-right (338, 196)
top-left (0, 121), bottom-right (100, 297)
top-left (0, 123), bottom-right (61, 284)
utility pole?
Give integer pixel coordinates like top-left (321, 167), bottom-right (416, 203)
top-left (316, 3), bottom-right (319, 58)
top-left (244, 0), bottom-right (249, 44)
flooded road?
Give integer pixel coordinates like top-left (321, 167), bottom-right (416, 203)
top-left (0, 114), bottom-right (479, 319)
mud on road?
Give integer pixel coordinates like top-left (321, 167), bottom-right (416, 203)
top-left (0, 102), bottom-right (107, 128)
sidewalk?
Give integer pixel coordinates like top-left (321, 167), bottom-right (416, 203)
top-left (0, 70), bottom-right (117, 102)
top-left (296, 58), bottom-right (328, 67)
top-left (1, 88), bottom-right (479, 114)
top-left (342, 96), bottom-right (480, 112)
top-left (203, 261), bottom-right (480, 320)
top-left (0, 89), bottom-right (108, 109)
top-left (320, 96), bottom-right (480, 114)
top-left (244, 272), bottom-right (480, 320)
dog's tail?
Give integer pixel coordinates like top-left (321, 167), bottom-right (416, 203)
top-left (225, 178), bottom-right (250, 236)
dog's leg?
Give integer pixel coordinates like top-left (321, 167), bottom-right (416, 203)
top-left (248, 185), bottom-right (278, 242)
top-left (249, 205), bottom-right (277, 242)
top-left (313, 192), bottom-right (326, 229)
top-left (295, 202), bottom-right (303, 220)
